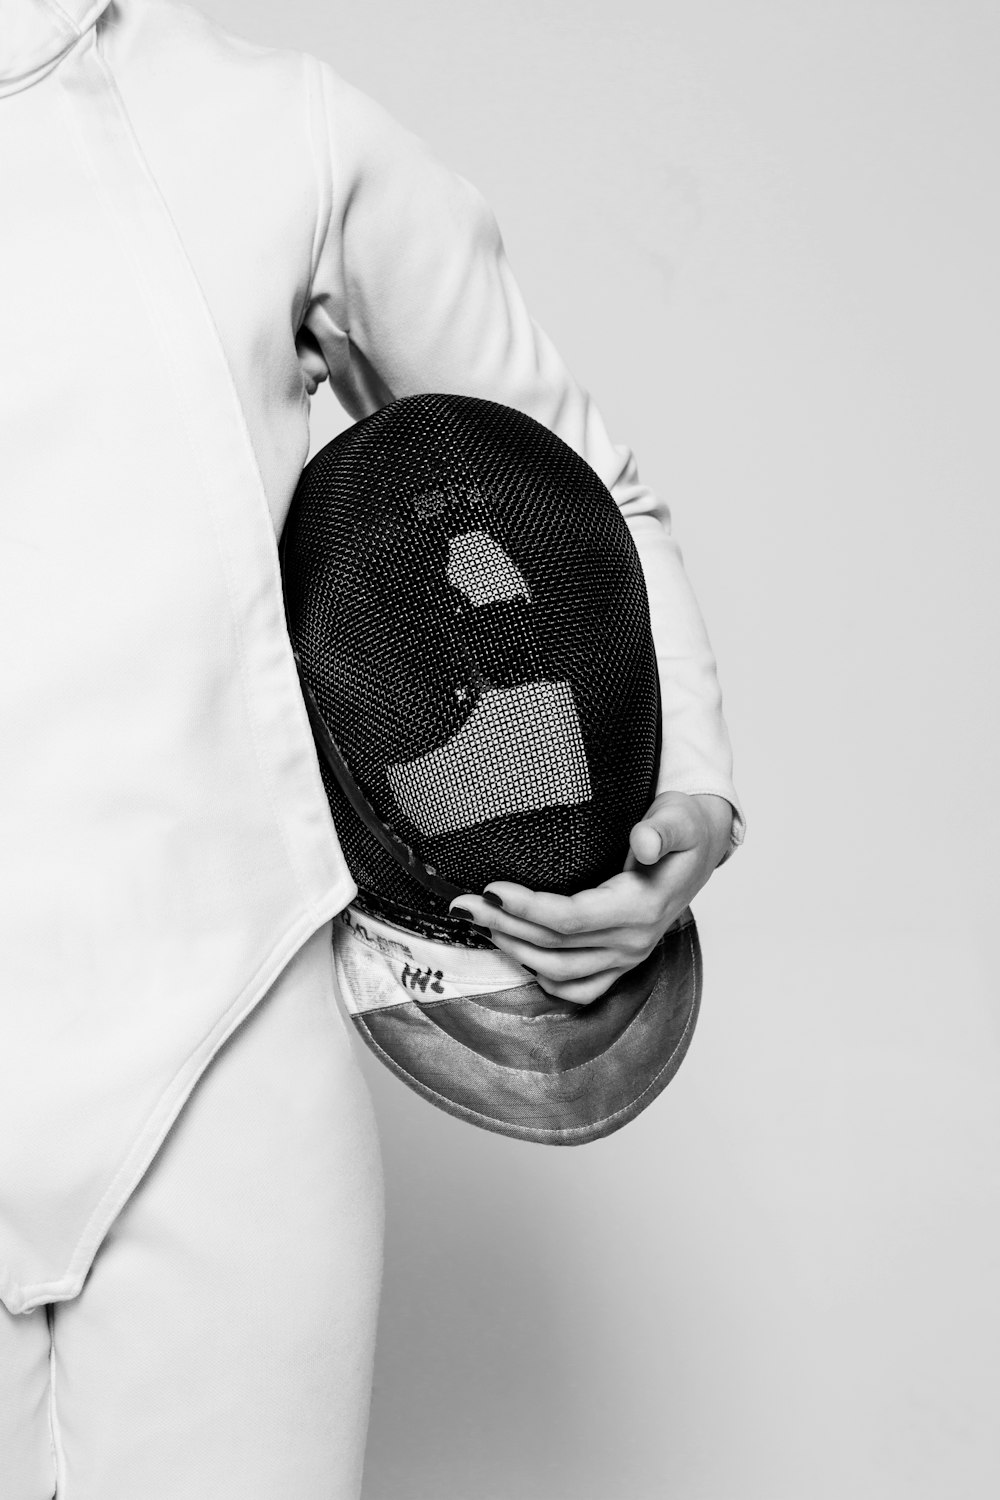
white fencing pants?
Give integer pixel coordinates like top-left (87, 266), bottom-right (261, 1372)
top-left (0, 920), bottom-right (385, 1499)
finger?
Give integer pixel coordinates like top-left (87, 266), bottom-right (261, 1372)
top-left (628, 795), bottom-right (703, 866)
top-left (469, 874), bottom-right (666, 937)
top-left (628, 820), bottom-right (665, 865)
top-left (448, 896), bottom-right (573, 948)
top-left (485, 928), bottom-right (626, 982)
top-left (483, 851), bottom-right (700, 935)
top-left (534, 966), bottom-right (626, 1006)
top-left (458, 845), bottom-right (704, 947)
top-left (449, 895), bottom-right (652, 954)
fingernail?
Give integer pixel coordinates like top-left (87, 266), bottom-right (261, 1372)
top-left (451, 906), bottom-right (475, 923)
top-left (482, 890), bottom-right (504, 908)
top-left (472, 924), bottom-right (492, 937)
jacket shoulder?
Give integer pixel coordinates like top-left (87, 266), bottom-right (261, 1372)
top-left (113, 0), bottom-right (315, 98)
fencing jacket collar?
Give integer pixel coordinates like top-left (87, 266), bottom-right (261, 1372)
top-left (0, 0), bottom-right (113, 95)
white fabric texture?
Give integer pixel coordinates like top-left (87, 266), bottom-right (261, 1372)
top-left (0, 0), bottom-right (742, 1314)
top-left (0, 921), bottom-right (384, 1499)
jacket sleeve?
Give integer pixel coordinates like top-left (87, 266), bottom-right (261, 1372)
top-left (299, 57), bottom-right (745, 859)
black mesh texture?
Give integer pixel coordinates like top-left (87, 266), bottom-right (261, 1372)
top-left (280, 394), bottom-right (660, 947)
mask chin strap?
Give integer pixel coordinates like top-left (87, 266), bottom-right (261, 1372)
top-left (290, 652), bottom-right (470, 905)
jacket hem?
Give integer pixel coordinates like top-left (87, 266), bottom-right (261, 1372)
top-left (0, 880), bottom-right (355, 1316)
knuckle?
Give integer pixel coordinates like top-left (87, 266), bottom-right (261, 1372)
top-left (531, 927), bottom-right (562, 950)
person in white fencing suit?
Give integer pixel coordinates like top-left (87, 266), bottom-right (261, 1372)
top-left (0, 1), bottom-right (744, 1496)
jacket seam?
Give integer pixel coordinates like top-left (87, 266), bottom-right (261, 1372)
top-left (304, 54), bottom-right (349, 337)
top-left (86, 23), bottom-right (312, 897)
top-left (37, 0), bottom-right (78, 41)
top-left (301, 51), bottom-right (331, 309)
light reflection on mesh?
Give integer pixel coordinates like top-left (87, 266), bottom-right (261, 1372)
top-left (281, 394), bottom-right (659, 947)
top-left (387, 681), bottom-right (590, 837)
top-left (446, 530), bottom-right (531, 605)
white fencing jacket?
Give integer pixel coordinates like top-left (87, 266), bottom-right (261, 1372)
top-left (0, 0), bottom-right (744, 1315)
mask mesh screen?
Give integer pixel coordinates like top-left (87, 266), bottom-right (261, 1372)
top-left (280, 394), bottom-right (660, 946)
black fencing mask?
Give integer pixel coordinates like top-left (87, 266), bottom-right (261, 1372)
top-left (280, 394), bottom-right (701, 1144)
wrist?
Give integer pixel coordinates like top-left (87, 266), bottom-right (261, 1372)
top-left (690, 793), bottom-right (735, 864)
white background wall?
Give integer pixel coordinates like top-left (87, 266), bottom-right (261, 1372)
top-left (203, 3), bottom-right (1000, 1494)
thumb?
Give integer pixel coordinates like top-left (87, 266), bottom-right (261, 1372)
top-left (628, 794), bottom-right (700, 866)
top-left (628, 820), bottom-right (664, 865)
